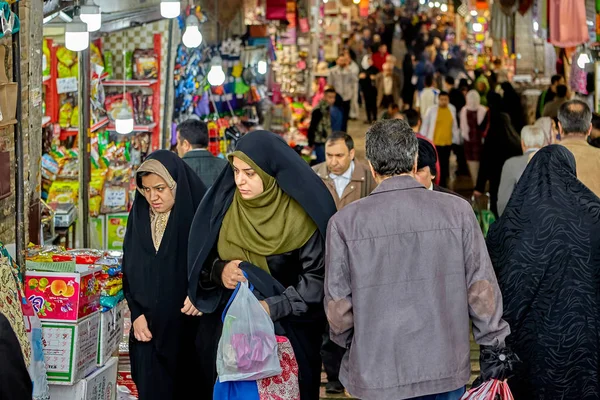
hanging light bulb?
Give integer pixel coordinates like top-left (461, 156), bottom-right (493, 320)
top-left (419, 0), bottom-right (426, 4)
top-left (533, 21), bottom-right (539, 31)
top-left (207, 57), bottom-right (226, 86)
top-left (353, 0), bottom-right (360, 4)
top-left (160, 0), bottom-right (181, 18)
top-left (440, 3), bottom-right (448, 11)
top-left (472, 22), bottom-right (483, 32)
top-left (434, 2), bottom-right (440, 7)
top-left (65, 15), bottom-right (89, 52)
top-left (428, 2), bottom-right (434, 7)
top-left (182, 15), bottom-right (203, 48)
top-left (257, 60), bottom-right (267, 75)
top-left (115, 108), bottom-right (134, 134)
top-left (577, 52), bottom-right (591, 69)
top-left (79, 3), bottom-right (101, 32)
top-left (323, 0), bottom-right (328, 4)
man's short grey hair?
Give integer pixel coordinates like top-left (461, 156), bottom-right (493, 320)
top-left (366, 119), bottom-right (418, 177)
top-left (558, 100), bottom-right (592, 135)
top-left (521, 125), bottom-right (546, 149)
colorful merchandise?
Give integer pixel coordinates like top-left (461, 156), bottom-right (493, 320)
top-left (133, 49), bottom-right (159, 79)
top-left (49, 357), bottom-right (118, 399)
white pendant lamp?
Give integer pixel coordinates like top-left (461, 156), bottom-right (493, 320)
top-left (207, 57), bottom-right (226, 86)
top-left (115, 108), bottom-right (134, 134)
top-left (182, 15), bottom-right (203, 48)
top-left (257, 60), bottom-right (267, 75)
top-left (440, 3), bottom-right (448, 12)
top-left (79, 3), bottom-right (101, 32)
top-left (353, 0), bottom-right (360, 4)
top-left (65, 15), bottom-right (89, 52)
top-left (161, 0), bottom-right (181, 19)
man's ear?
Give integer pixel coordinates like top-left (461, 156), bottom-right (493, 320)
top-left (349, 148), bottom-right (356, 161)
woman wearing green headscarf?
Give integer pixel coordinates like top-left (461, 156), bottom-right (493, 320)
top-left (188, 131), bottom-right (337, 400)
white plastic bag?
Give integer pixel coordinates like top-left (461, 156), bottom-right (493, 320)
top-left (217, 281), bottom-right (281, 382)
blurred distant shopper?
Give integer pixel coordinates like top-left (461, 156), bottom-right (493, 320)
top-left (376, 62), bottom-right (402, 111)
top-left (492, 59), bottom-right (509, 84)
top-left (535, 116), bottom-right (557, 146)
top-left (536, 74), bottom-right (565, 119)
top-left (325, 119), bottom-right (511, 400)
top-left (177, 119), bottom-right (228, 187)
top-left (590, 113), bottom-right (600, 148)
top-left (497, 125), bottom-right (546, 216)
top-left (421, 91), bottom-right (460, 188)
top-left (343, 49), bottom-right (361, 120)
top-left (557, 100), bottom-right (600, 196)
top-left (402, 53), bottom-right (416, 109)
top-left (308, 87), bottom-right (344, 163)
top-left (500, 82), bottom-right (526, 134)
top-left (0, 312), bottom-right (32, 400)
top-left (416, 74), bottom-right (439, 120)
top-left (415, 137), bottom-right (461, 197)
top-left (359, 56), bottom-right (380, 124)
top-left (329, 55), bottom-right (359, 132)
top-left (414, 52), bottom-right (435, 91)
top-left (543, 84), bottom-right (568, 119)
top-left (460, 90), bottom-right (489, 184)
top-left (380, 103), bottom-right (400, 120)
top-left (446, 75), bottom-right (469, 176)
top-left (474, 93), bottom-right (523, 217)
top-left (372, 43), bottom-right (389, 72)
top-left (474, 70), bottom-right (490, 106)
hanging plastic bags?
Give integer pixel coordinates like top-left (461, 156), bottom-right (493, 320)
top-left (217, 280), bottom-right (281, 382)
top-left (460, 379), bottom-right (514, 400)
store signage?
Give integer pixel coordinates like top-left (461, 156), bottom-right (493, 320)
top-left (56, 77), bottom-right (78, 94)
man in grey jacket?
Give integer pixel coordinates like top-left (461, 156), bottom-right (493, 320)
top-left (324, 119), bottom-right (511, 400)
top-left (497, 125), bottom-right (546, 216)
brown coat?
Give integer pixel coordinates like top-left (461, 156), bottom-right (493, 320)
top-left (560, 137), bottom-right (600, 197)
top-left (375, 72), bottom-right (402, 109)
top-left (312, 161), bottom-right (377, 210)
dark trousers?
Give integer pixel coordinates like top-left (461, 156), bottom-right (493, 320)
top-left (341, 100), bottom-right (351, 132)
top-left (437, 145), bottom-right (452, 188)
top-left (321, 326), bottom-right (346, 383)
top-left (364, 94), bottom-right (378, 123)
top-left (314, 143), bottom-right (325, 164)
top-left (407, 387), bottom-right (466, 400)
top-left (452, 143), bottom-right (469, 175)
top-left (380, 94), bottom-right (395, 111)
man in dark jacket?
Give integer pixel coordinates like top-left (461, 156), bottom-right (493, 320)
top-left (0, 312), bottom-right (33, 400)
top-left (176, 119), bottom-right (228, 187)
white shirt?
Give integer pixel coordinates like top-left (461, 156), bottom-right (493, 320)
top-left (383, 75), bottom-right (393, 95)
top-left (329, 161), bottom-right (355, 199)
top-left (417, 88), bottom-right (439, 120)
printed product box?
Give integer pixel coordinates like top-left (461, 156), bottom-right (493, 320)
top-left (42, 312), bottom-right (100, 384)
top-left (106, 213), bottom-right (128, 251)
top-left (97, 301), bottom-right (125, 367)
top-left (25, 267), bottom-right (102, 322)
top-left (49, 356), bottom-right (118, 400)
top-left (91, 216), bottom-right (106, 250)
top-left (117, 370), bottom-right (139, 399)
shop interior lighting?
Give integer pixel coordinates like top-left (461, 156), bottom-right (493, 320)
top-left (428, 2), bottom-right (434, 7)
top-left (182, 14), bottom-right (203, 48)
top-left (533, 21), bottom-right (539, 31)
top-left (419, 0), bottom-right (426, 4)
top-left (65, 15), bottom-right (89, 52)
top-left (470, 10), bottom-right (478, 16)
top-left (79, 2), bottom-right (101, 32)
top-left (257, 60), bottom-right (267, 75)
top-left (353, 0), bottom-right (361, 4)
top-left (472, 22), bottom-right (483, 32)
top-left (323, 0), bottom-right (329, 4)
top-left (434, 2), bottom-right (440, 7)
top-left (207, 56), bottom-right (226, 86)
top-left (440, 3), bottom-right (448, 11)
top-left (116, 50), bottom-right (134, 134)
top-left (161, 0), bottom-right (181, 19)
top-left (577, 52), bottom-right (591, 69)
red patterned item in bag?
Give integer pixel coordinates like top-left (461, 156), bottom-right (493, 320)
top-left (257, 336), bottom-right (300, 400)
top-left (460, 379), bottom-right (515, 400)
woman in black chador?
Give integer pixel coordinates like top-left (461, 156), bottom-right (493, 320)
top-left (123, 150), bottom-right (207, 399)
top-left (188, 130), bottom-right (337, 400)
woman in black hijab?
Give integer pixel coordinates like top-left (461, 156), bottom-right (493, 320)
top-left (188, 130), bottom-right (336, 400)
top-left (474, 92), bottom-right (522, 216)
top-left (123, 150), bottom-right (207, 400)
top-left (500, 82), bottom-right (526, 133)
top-left (401, 53), bottom-right (415, 108)
top-left (487, 145), bottom-right (600, 400)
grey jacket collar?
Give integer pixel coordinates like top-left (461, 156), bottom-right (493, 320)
top-left (183, 149), bottom-right (213, 159)
top-left (371, 175), bottom-right (424, 195)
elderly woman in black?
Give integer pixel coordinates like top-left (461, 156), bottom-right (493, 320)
top-left (123, 151), bottom-right (207, 399)
top-left (188, 131), bottom-right (337, 400)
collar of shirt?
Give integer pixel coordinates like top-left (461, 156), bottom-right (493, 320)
top-left (329, 161), bottom-right (355, 198)
top-left (428, 182), bottom-right (434, 190)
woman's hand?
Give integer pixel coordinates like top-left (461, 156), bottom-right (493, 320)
top-left (133, 315), bottom-right (152, 342)
top-left (181, 296), bottom-right (203, 316)
top-left (221, 260), bottom-right (246, 289)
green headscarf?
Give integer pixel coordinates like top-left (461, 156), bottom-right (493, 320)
top-left (217, 151), bottom-right (317, 273)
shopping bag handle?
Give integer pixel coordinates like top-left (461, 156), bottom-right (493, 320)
top-left (221, 271), bottom-right (254, 322)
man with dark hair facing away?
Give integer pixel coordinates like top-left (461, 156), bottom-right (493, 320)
top-left (176, 119), bottom-right (228, 187)
top-left (542, 84), bottom-right (568, 119)
top-left (558, 100), bottom-right (600, 195)
top-left (536, 74), bottom-right (565, 118)
top-left (325, 119), bottom-right (511, 400)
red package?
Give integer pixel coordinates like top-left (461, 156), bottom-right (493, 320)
top-left (52, 254), bottom-right (73, 262)
top-left (118, 371), bottom-right (139, 398)
top-left (75, 255), bottom-right (101, 265)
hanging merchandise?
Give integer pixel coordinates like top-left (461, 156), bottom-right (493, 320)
top-left (266, 0), bottom-right (287, 20)
top-left (549, 0), bottom-right (589, 48)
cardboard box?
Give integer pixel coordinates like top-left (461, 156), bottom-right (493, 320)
top-left (106, 213), bottom-right (129, 251)
top-left (97, 302), bottom-right (125, 367)
top-left (49, 356), bottom-right (118, 400)
top-left (42, 312), bottom-right (100, 384)
top-left (117, 370), bottom-right (138, 399)
top-left (25, 267), bottom-right (101, 322)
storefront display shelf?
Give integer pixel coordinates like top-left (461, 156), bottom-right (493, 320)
top-left (107, 122), bottom-right (157, 132)
top-left (61, 117), bottom-right (110, 135)
top-left (102, 79), bottom-right (158, 87)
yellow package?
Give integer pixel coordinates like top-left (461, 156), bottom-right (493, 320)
top-left (90, 43), bottom-right (104, 68)
top-left (71, 63), bottom-right (79, 79)
top-left (89, 195), bottom-right (102, 217)
top-left (70, 105), bottom-right (79, 128)
top-left (232, 63), bottom-right (243, 78)
top-left (48, 180), bottom-right (80, 204)
top-left (57, 63), bottom-right (72, 78)
top-left (56, 47), bottom-right (76, 67)
top-left (43, 39), bottom-right (51, 77)
top-left (59, 102), bottom-right (73, 128)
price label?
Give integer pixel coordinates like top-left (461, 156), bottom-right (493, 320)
top-left (103, 187), bottom-right (127, 208)
top-left (56, 77), bottom-right (78, 94)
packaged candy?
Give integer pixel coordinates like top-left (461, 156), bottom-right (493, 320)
top-left (47, 180), bottom-right (79, 204)
top-left (90, 42), bottom-right (104, 68)
top-left (43, 39), bottom-right (51, 77)
top-left (104, 51), bottom-right (113, 79)
top-left (133, 49), bottom-right (159, 79)
top-left (125, 51), bottom-right (134, 80)
top-left (58, 159), bottom-right (78, 180)
top-left (41, 154), bottom-right (59, 181)
top-left (59, 102), bottom-right (73, 128)
top-left (105, 93), bottom-right (134, 122)
top-left (70, 105), bottom-right (79, 128)
top-left (56, 47), bottom-right (76, 67)
top-left (57, 62), bottom-right (72, 78)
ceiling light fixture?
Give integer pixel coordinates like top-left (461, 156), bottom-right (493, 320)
top-left (65, 15), bottom-right (89, 52)
top-left (207, 56), bottom-right (226, 86)
top-left (182, 14), bottom-right (203, 48)
top-left (160, 0), bottom-right (181, 19)
top-left (79, 2), bottom-right (101, 32)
